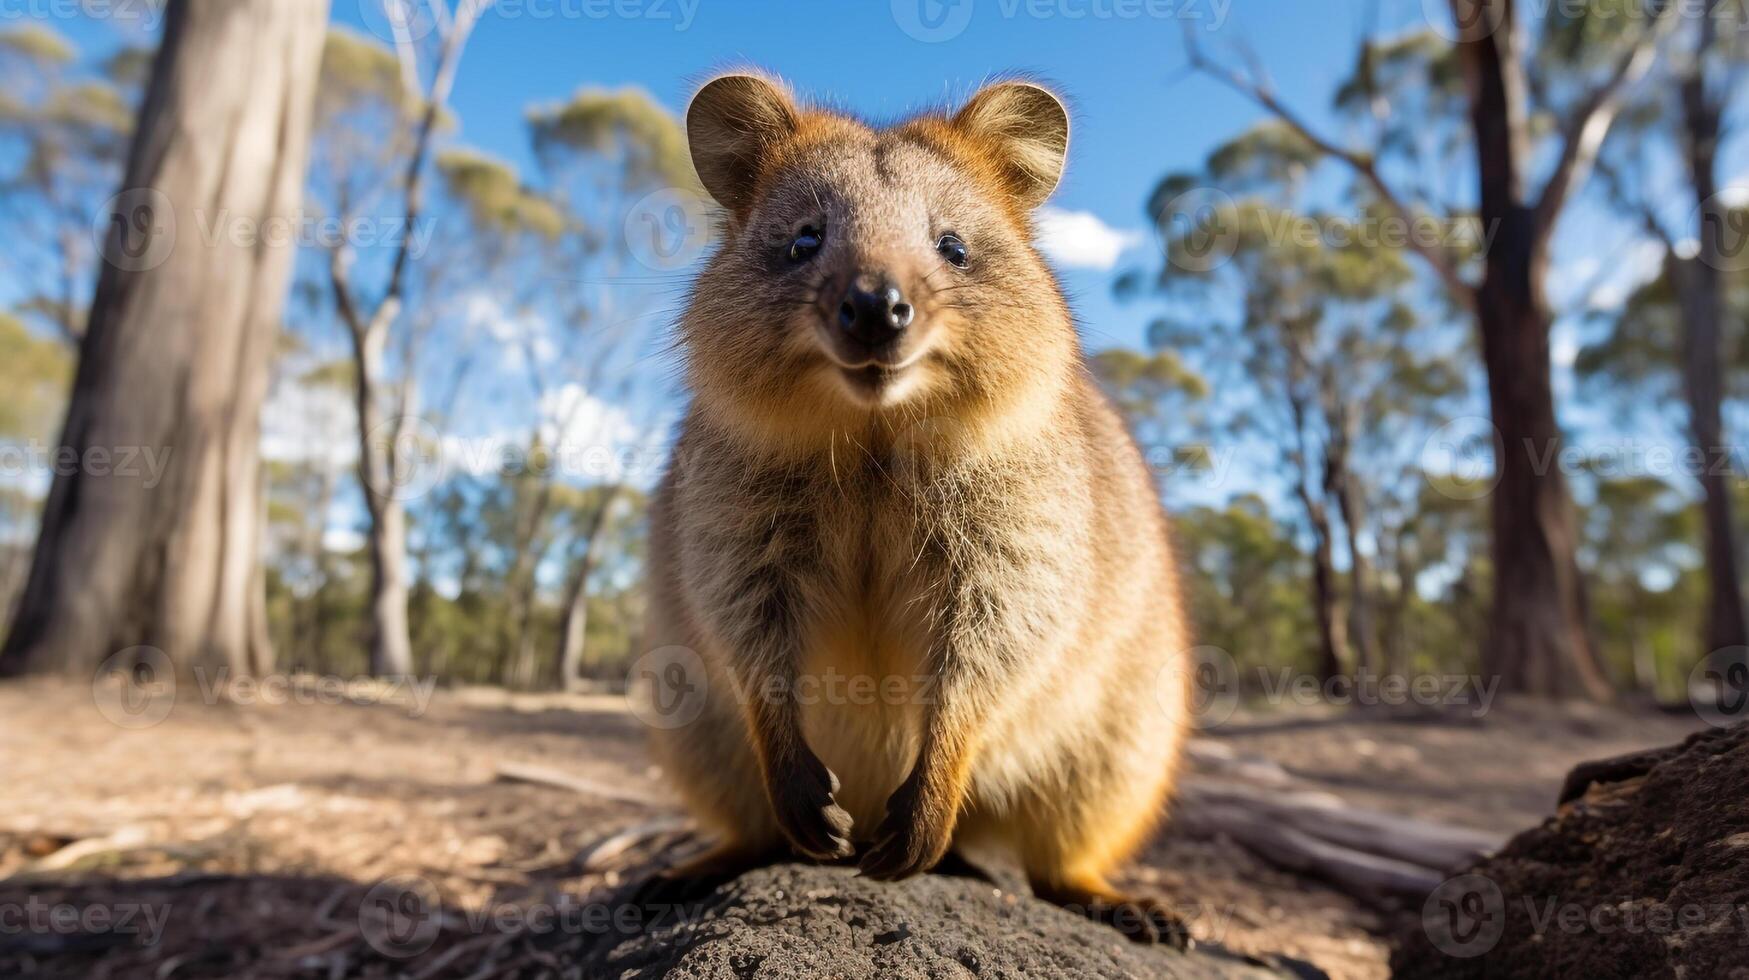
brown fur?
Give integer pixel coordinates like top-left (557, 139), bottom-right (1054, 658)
top-left (643, 73), bottom-right (1192, 943)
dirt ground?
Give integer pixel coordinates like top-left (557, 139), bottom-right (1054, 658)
top-left (0, 677), bottom-right (1706, 979)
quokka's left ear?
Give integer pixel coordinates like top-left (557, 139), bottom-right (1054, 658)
top-left (952, 81), bottom-right (1069, 209)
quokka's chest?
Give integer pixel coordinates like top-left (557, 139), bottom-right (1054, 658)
top-left (794, 548), bottom-right (937, 828)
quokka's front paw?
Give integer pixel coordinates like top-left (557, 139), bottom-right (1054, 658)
top-left (857, 774), bottom-right (954, 881)
top-left (768, 751), bottom-right (855, 861)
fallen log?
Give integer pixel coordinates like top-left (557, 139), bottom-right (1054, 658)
top-left (1174, 739), bottom-right (1504, 906)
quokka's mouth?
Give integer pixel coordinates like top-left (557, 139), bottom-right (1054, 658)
top-left (840, 364), bottom-right (895, 391)
top-left (830, 360), bottom-right (929, 407)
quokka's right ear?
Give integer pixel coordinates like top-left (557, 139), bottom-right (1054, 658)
top-left (687, 74), bottom-right (800, 216)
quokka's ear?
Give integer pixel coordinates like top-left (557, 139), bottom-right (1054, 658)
top-left (952, 81), bottom-right (1069, 209)
top-left (687, 74), bottom-right (800, 215)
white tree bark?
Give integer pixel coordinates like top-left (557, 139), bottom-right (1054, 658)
top-left (1, 0), bottom-right (331, 676)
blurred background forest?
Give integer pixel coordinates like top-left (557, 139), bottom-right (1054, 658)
top-left (0, 0), bottom-right (1746, 708)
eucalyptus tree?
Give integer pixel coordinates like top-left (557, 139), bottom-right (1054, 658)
top-left (1, 0), bottom-right (329, 676)
top-left (522, 86), bottom-right (696, 690)
top-left (307, 3), bottom-right (496, 678)
top-left (1584, 0), bottom-right (1749, 667)
top-left (1134, 115), bottom-right (1469, 681)
top-left (1185, 0), bottom-right (1677, 698)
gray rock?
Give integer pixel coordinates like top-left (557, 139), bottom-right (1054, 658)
top-left (577, 863), bottom-right (1317, 979)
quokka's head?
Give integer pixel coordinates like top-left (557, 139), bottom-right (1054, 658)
top-left (680, 73), bottom-right (1078, 447)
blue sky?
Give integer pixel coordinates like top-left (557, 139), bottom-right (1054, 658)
top-left (319, 0), bottom-right (1496, 517)
top-left (13, 0), bottom-right (1747, 565)
top-left (325, 0), bottom-right (1425, 355)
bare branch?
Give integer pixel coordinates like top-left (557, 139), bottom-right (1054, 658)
top-left (386, 1), bottom-right (421, 99)
top-left (1531, 1), bottom-right (1680, 240)
top-left (326, 246), bottom-right (366, 340)
top-left (1181, 24), bottom-right (1478, 311)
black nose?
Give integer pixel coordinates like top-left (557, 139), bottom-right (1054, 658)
top-left (837, 279), bottom-right (913, 348)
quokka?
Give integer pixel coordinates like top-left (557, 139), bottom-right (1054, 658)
top-left (642, 73), bottom-right (1193, 943)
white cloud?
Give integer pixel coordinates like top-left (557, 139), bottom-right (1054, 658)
top-left (261, 367), bottom-right (356, 468)
top-left (462, 291), bottom-right (557, 367)
top-left (539, 383), bottom-right (641, 449)
top-left (322, 526), bottom-right (365, 554)
top-left (433, 384), bottom-right (661, 486)
top-left (1034, 207), bottom-right (1144, 270)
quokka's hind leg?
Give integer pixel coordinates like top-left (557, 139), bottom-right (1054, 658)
top-left (1015, 751), bottom-right (1188, 946)
top-left (1030, 867), bottom-right (1188, 948)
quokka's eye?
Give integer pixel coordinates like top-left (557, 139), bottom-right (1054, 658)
top-left (936, 233), bottom-right (969, 268)
top-left (788, 226), bottom-right (824, 264)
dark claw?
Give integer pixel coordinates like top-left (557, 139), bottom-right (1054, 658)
top-left (769, 753), bottom-right (855, 860)
top-left (856, 781), bottom-right (944, 881)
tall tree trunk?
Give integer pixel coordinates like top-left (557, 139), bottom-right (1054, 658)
top-left (1293, 473), bottom-right (1350, 682)
top-left (1454, 0), bottom-right (1630, 700)
top-left (325, 3), bottom-right (491, 680)
top-left (1322, 398), bottom-right (1380, 675)
top-left (503, 543), bottom-right (543, 688)
top-left (1189, 0), bottom-right (1665, 700)
top-left (1308, 518), bottom-right (1349, 683)
top-left (1286, 369), bottom-right (1349, 682)
top-left (348, 340), bottom-right (415, 678)
top-left (556, 485), bottom-right (622, 692)
top-left (0, 0), bottom-right (328, 677)
top-left (1336, 493), bottom-right (1380, 675)
top-left (1383, 539), bottom-right (1418, 678)
top-left (1672, 10), bottom-right (1748, 665)
top-left (1473, 253), bottom-right (1609, 698)
top-left (1673, 251), bottom-right (1746, 660)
